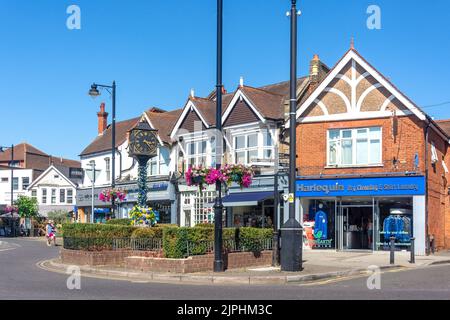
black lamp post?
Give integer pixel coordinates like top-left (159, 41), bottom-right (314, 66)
top-left (0, 144), bottom-right (15, 237)
top-left (89, 82), bottom-right (117, 218)
top-left (128, 121), bottom-right (159, 208)
top-left (280, 0), bottom-right (303, 272)
top-left (213, 0), bottom-right (224, 273)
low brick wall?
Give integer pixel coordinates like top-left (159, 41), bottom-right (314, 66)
top-left (60, 249), bottom-right (163, 266)
top-left (125, 251), bottom-right (273, 273)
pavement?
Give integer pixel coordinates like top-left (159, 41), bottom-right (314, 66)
top-left (38, 243), bottom-right (450, 286)
top-left (2, 237), bottom-right (450, 299)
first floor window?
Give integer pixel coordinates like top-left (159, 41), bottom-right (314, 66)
top-left (328, 127), bottom-right (382, 167)
top-left (51, 189), bottom-right (57, 204)
top-left (67, 189), bottom-right (73, 204)
top-left (12, 178), bottom-right (19, 191)
top-left (22, 177), bottom-right (30, 190)
top-left (60, 189), bottom-right (66, 203)
top-left (105, 158), bottom-right (111, 182)
top-left (186, 140), bottom-right (209, 169)
top-left (42, 189), bottom-right (47, 204)
top-left (31, 190), bottom-right (37, 199)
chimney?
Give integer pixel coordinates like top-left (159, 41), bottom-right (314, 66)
top-left (97, 103), bottom-right (108, 136)
top-left (308, 54), bottom-right (322, 94)
top-left (239, 76), bottom-right (244, 88)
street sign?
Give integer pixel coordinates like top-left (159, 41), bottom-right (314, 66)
top-left (288, 193), bottom-right (295, 203)
top-left (85, 169), bottom-right (102, 183)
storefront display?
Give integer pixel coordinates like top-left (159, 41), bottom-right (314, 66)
top-left (297, 176), bottom-right (425, 254)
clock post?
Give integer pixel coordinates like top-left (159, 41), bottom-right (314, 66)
top-left (128, 121), bottom-right (159, 209)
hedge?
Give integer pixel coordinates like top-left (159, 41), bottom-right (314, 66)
top-left (106, 219), bottom-right (132, 226)
top-left (62, 223), bottom-right (136, 251)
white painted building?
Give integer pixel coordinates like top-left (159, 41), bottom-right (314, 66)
top-left (27, 165), bottom-right (81, 217)
top-left (0, 167), bottom-right (33, 206)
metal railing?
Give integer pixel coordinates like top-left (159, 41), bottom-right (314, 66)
top-left (63, 237), bottom-right (273, 256)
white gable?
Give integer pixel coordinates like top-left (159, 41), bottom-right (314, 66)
top-left (290, 49), bottom-right (426, 125)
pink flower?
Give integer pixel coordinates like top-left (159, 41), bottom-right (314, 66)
top-left (241, 174), bottom-right (252, 188)
top-left (206, 169), bottom-right (222, 185)
top-left (185, 167), bottom-right (193, 186)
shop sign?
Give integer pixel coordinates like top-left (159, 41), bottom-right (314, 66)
top-left (296, 176), bottom-right (425, 197)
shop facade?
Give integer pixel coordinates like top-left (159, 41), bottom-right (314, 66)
top-left (224, 175), bottom-right (288, 229)
top-left (76, 180), bottom-right (177, 224)
top-left (297, 176), bottom-right (426, 255)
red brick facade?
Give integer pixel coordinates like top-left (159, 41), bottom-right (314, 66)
top-left (294, 48), bottom-right (450, 252)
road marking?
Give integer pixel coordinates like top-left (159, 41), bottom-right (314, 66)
top-left (297, 267), bottom-right (408, 287)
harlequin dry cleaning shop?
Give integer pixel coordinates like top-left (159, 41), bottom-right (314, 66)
top-left (296, 176), bottom-right (426, 255)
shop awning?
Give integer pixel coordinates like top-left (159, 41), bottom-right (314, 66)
top-left (222, 192), bottom-right (273, 207)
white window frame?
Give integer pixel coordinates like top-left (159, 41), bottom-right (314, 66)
top-left (327, 127), bottom-right (383, 167)
top-left (105, 158), bottom-right (111, 182)
top-left (51, 189), bottom-right (57, 204)
top-left (42, 188), bottom-right (47, 204)
top-left (60, 189), bottom-right (66, 204)
top-left (231, 128), bottom-right (275, 166)
top-left (148, 147), bottom-right (170, 177)
top-left (67, 189), bottom-right (73, 204)
top-left (185, 138), bottom-right (211, 170)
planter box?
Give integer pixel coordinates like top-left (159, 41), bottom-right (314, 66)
top-left (125, 251), bottom-right (273, 273)
top-left (60, 248), bottom-right (163, 266)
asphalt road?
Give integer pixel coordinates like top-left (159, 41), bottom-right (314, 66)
top-left (1, 238), bottom-right (450, 300)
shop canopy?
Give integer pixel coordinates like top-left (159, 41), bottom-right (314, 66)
top-left (221, 191), bottom-right (274, 207)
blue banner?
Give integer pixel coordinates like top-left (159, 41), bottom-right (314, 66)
top-left (296, 176), bottom-right (425, 197)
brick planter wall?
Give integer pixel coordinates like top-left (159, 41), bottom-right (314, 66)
top-left (60, 249), bottom-right (164, 266)
top-left (125, 251), bottom-right (273, 273)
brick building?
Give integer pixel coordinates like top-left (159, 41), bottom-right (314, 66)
top-left (293, 47), bottom-right (450, 255)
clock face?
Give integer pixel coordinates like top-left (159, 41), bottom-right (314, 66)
top-left (129, 129), bottom-right (158, 157)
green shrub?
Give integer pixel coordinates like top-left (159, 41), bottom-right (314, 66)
top-left (163, 227), bottom-right (189, 259)
top-left (131, 227), bottom-right (163, 239)
top-left (62, 223), bottom-right (136, 251)
top-left (106, 218), bottom-right (132, 226)
top-left (194, 223), bottom-right (214, 228)
top-left (239, 227), bottom-right (273, 253)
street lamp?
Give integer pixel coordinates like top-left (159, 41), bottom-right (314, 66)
top-left (0, 144), bottom-right (15, 237)
top-left (213, 0), bottom-right (224, 273)
top-left (88, 81), bottom-right (117, 218)
top-left (280, 0), bottom-right (303, 272)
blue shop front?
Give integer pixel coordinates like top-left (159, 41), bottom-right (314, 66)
top-left (296, 176), bottom-right (426, 255)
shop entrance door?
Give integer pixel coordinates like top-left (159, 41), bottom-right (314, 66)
top-left (336, 200), bottom-right (374, 251)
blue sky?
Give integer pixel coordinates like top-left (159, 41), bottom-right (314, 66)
top-left (1, 0), bottom-right (449, 159)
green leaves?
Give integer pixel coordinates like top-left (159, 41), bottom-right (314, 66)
top-left (14, 195), bottom-right (38, 218)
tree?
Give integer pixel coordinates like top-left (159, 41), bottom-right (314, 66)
top-left (47, 210), bottom-right (71, 225)
top-left (14, 195), bottom-right (39, 219)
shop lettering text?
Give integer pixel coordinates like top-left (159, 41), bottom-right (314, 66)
top-left (298, 183), bottom-right (419, 195)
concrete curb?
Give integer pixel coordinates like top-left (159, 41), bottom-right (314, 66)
top-left (38, 259), bottom-right (405, 286)
top-left (429, 259), bottom-right (450, 266)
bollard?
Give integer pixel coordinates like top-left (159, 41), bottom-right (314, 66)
top-left (390, 236), bottom-right (396, 265)
top-left (410, 237), bottom-right (416, 264)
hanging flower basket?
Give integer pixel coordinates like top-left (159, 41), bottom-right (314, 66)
top-left (99, 188), bottom-right (127, 203)
top-left (186, 164), bottom-right (254, 189)
top-left (129, 205), bottom-right (158, 226)
top-left (4, 205), bottom-right (18, 214)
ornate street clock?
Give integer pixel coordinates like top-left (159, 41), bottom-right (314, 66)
top-left (128, 121), bottom-right (159, 208)
top-left (128, 121), bottom-right (159, 158)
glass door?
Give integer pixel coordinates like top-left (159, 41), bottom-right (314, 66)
top-left (335, 198), bottom-right (344, 251)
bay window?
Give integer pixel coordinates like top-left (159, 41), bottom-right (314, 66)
top-left (148, 147), bottom-right (170, 176)
top-left (328, 127), bottom-right (382, 167)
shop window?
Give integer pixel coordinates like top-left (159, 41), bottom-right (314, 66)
top-left (376, 198), bottom-right (413, 251)
top-left (302, 199), bottom-right (336, 250)
top-left (193, 191), bottom-right (216, 225)
top-left (328, 127), bottom-right (382, 167)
